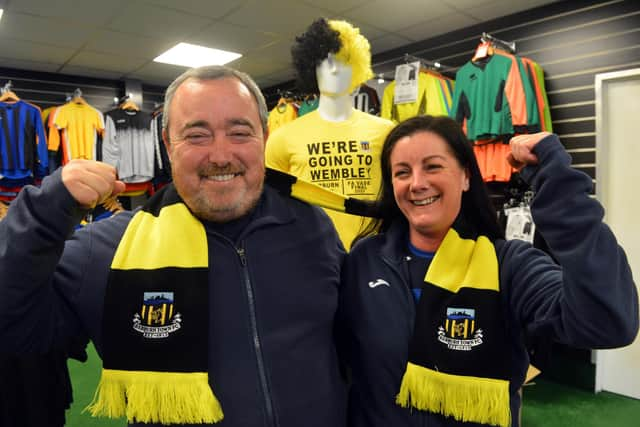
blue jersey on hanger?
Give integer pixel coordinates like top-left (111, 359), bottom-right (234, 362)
top-left (0, 101), bottom-right (48, 179)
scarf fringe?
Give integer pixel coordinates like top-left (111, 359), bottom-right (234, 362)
top-left (86, 369), bottom-right (224, 424)
top-left (396, 362), bottom-right (511, 427)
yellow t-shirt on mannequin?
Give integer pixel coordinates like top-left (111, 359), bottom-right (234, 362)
top-left (266, 109), bottom-right (393, 249)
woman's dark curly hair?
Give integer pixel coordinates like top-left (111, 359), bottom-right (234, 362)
top-left (291, 18), bottom-right (342, 93)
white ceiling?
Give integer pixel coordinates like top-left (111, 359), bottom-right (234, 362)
top-left (0, 0), bottom-right (559, 88)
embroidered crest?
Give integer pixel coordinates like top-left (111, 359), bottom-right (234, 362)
top-left (437, 307), bottom-right (483, 351)
top-left (132, 292), bottom-right (182, 339)
top-left (360, 140), bottom-right (370, 151)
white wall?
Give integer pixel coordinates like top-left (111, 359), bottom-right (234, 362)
top-left (594, 68), bottom-right (640, 399)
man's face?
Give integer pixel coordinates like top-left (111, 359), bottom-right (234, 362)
top-left (163, 77), bottom-right (266, 222)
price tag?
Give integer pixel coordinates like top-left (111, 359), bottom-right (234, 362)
top-left (393, 61), bottom-right (420, 104)
top-left (505, 206), bottom-right (535, 243)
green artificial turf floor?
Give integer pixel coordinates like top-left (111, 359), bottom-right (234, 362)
top-left (65, 343), bottom-right (640, 426)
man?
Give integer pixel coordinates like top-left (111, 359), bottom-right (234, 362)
top-left (0, 66), bottom-right (347, 426)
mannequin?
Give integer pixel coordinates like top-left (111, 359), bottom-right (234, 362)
top-left (315, 53), bottom-right (353, 122)
top-left (266, 18), bottom-right (394, 250)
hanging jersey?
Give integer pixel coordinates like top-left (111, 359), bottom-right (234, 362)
top-left (353, 84), bottom-right (381, 115)
top-left (102, 109), bottom-right (154, 183)
top-left (451, 54), bottom-right (527, 141)
top-left (267, 98), bottom-right (297, 133)
top-left (525, 59), bottom-right (553, 132)
top-left (473, 143), bottom-right (514, 182)
top-left (53, 102), bottom-right (104, 163)
top-left (297, 97), bottom-right (319, 117)
top-left (381, 71), bottom-right (452, 123)
top-left (266, 109), bottom-right (393, 249)
top-left (151, 112), bottom-right (172, 182)
top-left (494, 51), bottom-right (540, 133)
top-left (0, 100), bottom-right (48, 179)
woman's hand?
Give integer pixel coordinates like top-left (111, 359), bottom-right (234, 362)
top-left (507, 132), bottom-right (553, 171)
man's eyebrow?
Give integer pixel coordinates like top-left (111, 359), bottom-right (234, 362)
top-left (227, 118), bottom-right (256, 131)
top-left (181, 120), bottom-right (209, 131)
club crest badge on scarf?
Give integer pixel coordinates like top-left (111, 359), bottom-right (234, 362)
top-left (133, 292), bottom-right (182, 339)
top-left (437, 307), bottom-right (484, 351)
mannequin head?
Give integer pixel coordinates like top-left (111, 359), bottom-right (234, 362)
top-left (292, 18), bottom-right (373, 94)
top-left (316, 53), bottom-right (353, 97)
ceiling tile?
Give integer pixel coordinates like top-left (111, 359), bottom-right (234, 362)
top-left (396, 13), bottom-right (478, 42)
top-left (125, 62), bottom-right (188, 86)
top-left (223, 0), bottom-right (328, 37)
top-left (141, 0), bottom-right (242, 19)
top-left (300, 0), bottom-right (372, 14)
top-left (67, 51), bottom-right (149, 74)
top-left (187, 21), bottom-right (280, 54)
top-left (0, 38), bottom-right (75, 64)
top-left (231, 56), bottom-right (290, 81)
top-left (0, 0), bottom-right (565, 89)
top-left (7, 0), bottom-right (129, 26)
top-left (248, 40), bottom-right (297, 66)
top-left (0, 12), bottom-right (96, 49)
top-left (108, 1), bottom-right (214, 41)
top-left (324, 16), bottom-right (387, 41)
top-left (368, 33), bottom-right (414, 55)
top-left (85, 30), bottom-right (176, 60)
top-left (343, 0), bottom-right (456, 33)
top-left (441, 0), bottom-right (499, 9)
top-left (58, 65), bottom-right (126, 81)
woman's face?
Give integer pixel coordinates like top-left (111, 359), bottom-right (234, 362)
top-left (390, 131), bottom-right (469, 250)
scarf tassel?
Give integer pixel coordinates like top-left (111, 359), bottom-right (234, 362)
top-left (86, 369), bottom-right (224, 424)
top-left (396, 362), bottom-right (511, 427)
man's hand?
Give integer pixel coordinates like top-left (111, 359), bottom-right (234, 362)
top-left (61, 160), bottom-right (126, 209)
top-left (507, 132), bottom-right (552, 171)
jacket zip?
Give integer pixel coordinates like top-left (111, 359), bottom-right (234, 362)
top-left (380, 254), bottom-right (415, 314)
top-left (237, 246), bottom-right (278, 427)
top-left (380, 253), bottom-right (426, 426)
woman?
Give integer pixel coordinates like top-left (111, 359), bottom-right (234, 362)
top-left (340, 115), bottom-right (638, 427)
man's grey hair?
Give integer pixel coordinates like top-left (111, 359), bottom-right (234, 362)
top-left (162, 65), bottom-right (269, 137)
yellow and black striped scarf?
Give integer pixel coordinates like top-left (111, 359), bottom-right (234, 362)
top-left (396, 227), bottom-right (511, 427)
top-left (268, 170), bottom-right (513, 425)
top-left (88, 185), bottom-right (223, 424)
top-left (87, 170), bottom-right (371, 425)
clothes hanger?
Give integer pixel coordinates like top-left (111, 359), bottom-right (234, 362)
top-left (119, 100), bottom-right (140, 111)
top-left (70, 88), bottom-right (88, 105)
top-left (0, 81), bottom-right (20, 103)
top-left (0, 90), bottom-right (20, 103)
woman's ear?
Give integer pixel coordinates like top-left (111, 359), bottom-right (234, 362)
top-left (463, 169), bottom-right (470, 191)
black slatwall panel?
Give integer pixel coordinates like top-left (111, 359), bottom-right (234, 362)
top-left (142, 84), bottom-right (166, 112)
top-left (264, 0), bottom-right (640, 188)
top-left (0, 67), bottom-right (166, 113)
